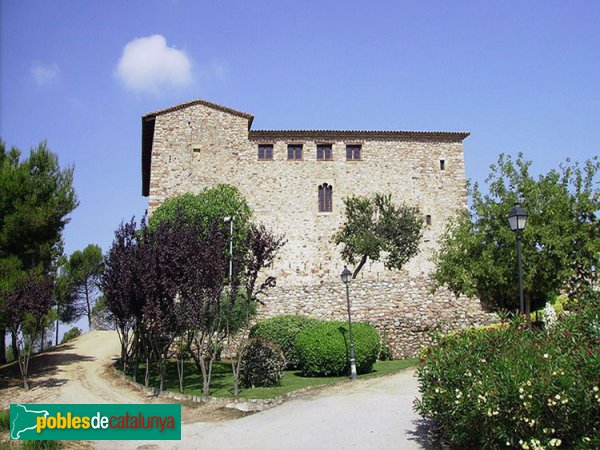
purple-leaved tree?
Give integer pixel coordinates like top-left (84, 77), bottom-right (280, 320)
top-left (2, 272), bottom-right (54, 389)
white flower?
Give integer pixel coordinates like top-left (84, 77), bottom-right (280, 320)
top-left (543, 302), bottom-right (558, 330)
top-left (543, 353), bottom-right (549, 359)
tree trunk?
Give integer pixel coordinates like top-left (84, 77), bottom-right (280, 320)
top-left (11, 331), bottom-right (19, 361)
top-left (144, 355), bottom-right (150, 388)
top-left (40, 328), bottom-right (45, 352)
top-left (352, 255), bottom-right (368, 279)
top-left (55, 317), bottom-right (60, 347)
top-left (0, 328), bottom-right (6, 364)
top-left (85, 282), bottom-right (92, 330)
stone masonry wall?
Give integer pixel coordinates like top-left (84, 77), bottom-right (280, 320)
top-left (258, 275), bottom-right (496, 359)
top-left (146, 100), bottom-right (493, 357)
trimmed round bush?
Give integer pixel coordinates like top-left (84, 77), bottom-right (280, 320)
top-left (250, 315), bottom-right (319, 369)
top-left (295, 321), bottom-right (381, 376)
top-left (240, 338), bottom-right (286, 388)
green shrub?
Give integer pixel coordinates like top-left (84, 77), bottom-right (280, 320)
top-left (0, 409), bottom-right (9, 432)
top-left (5, 346), bottom-right (14, 363)
top-left (415, 295), bottom-right (600, 449)
top-left (379, 341), bottom-right (394, 361)
top-left (240, 338), bottom-right (286, 388)
top-left (60, 327), bottom-right (82, 344)
top-left (250, 315), bottom-right (319, 369)
top-left (295, 321), bottom-right (380, 376)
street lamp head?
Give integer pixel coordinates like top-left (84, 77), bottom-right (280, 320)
top-left (223, 216), bottom-right (235, 223)
top-left (508, 202), bottom-right (528, 232)
top-left (341, 266), bottom-right (352, 284)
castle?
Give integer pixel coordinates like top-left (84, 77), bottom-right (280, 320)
top-left (142, 99), bottom-right (494, 357)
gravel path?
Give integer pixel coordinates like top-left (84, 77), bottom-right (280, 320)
top-left (0, 331), bottom-right (147, 406)
top-left (1, 331), bottom-right (432, 449)
top-left (97, 368), bottom-right (432, 450)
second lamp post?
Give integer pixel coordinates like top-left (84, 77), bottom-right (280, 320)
top-left (341, 266), bottom-right (358, 380)
top-left (508, 202), bottom-right (528, 316)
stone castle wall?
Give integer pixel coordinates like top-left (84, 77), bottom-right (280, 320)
top-left (258, 275), bottom-right (496, 358)
top-left (145, 100), bottom-right (494, 356)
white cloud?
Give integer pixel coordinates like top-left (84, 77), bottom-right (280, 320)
top-left (31, 61), bottom-right (60, 86)
top-left (115, 34), bottom-right (192, 94)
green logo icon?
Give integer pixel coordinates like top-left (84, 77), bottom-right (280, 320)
top-left (10, 404), bottom-right (181, 441)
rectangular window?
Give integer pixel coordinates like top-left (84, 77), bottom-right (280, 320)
top-left (440, 159), bottom-right (446, 170)
top-left (258, 144), bottom-right (273, 160)
top-left (425, 215), bottom-right (432, 226)
top-left (317, 144), bottom-right (333, 160)
top-left (346, 145), bottom-right (361, 160)
top-left (287, 144), bottom-right (303, 160)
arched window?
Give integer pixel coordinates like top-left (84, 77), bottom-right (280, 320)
top-left (318, 183), bottom-right (333, 212)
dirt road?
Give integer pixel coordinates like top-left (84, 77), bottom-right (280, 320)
top-left (1, 331), bottom-right (431, 449)
top-left (0, 331), bottom-right (147, 406)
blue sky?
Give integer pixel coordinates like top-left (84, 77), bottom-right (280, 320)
top-left (1, 0), bottom-right (599, 259)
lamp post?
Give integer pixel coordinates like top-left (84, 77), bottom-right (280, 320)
top-left (508, 202), bottom-right (528, 317)
top-left (224, 216), bottom-right (235, 286)
top-left (341, 266), bottom-right (358, 380)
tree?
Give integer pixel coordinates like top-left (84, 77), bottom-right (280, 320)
top-left (101, 217), bottom-right (146, 375)
top-left (433, 154), bottom-right (599, 314)
top-left (0, 140), bottom-right (78, 364)
top-left (148, 184), bottom-right (252, 244)
top-left (103, 186), bottom-right (285, 396)
top-left (63, 244), bottom-right (103, 330)
top-left (2, 272), bottom-right (54, 389)
top-left (334, 193), bottom-right (424, 279)
top-left (226, 223), bottom-right (285, 396)
top-left (90, 296), bottom-right (114, 330)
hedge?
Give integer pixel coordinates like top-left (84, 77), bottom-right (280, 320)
top-left (250, 315), bottom-right (319, 369)
top-left (295, 321), bottom-right (380, 376)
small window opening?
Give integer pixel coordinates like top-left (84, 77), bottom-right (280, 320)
top-left (287, 144), bottom-right (303, 160)
top-left (258, 144), bottom-right (273, 160)
top-left (346, 145), bottom-right (362, 160)
top-left (317, 144), bottom-right (333, 160)
top-left (440, 159), bottom-right (446, 170)
top-left (425, 215), bottom-right (432, 226)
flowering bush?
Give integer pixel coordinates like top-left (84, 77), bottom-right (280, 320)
top-left (415, 294), bottom-right (599, 449)
top-left (543, 302), bottom-right (558, 330)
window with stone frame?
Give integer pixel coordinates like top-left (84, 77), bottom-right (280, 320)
top-left (346, 144), bottom-right (362, 160)
top-left (318, 183), bottom-right (333, 212)
top-left (258, 144), bottom-right (273, 160)
top-left (317, 144), bottom-right (333, 161)
top-left (287, 144), bottom-right (303, 160)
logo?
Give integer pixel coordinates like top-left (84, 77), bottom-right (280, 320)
top-left (10, 404), bottom-right (181, 441)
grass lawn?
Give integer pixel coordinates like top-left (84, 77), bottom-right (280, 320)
top-left (132, 358), bottom-right (419, 400)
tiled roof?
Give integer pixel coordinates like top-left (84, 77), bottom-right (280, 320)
top-left (142, 99), bottom-right (470, 197)
top-left (249, 129), bottom-right (470, 140)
